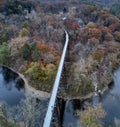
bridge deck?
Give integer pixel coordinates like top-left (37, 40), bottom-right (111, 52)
top-left (43, 30), bottom-right (69, 127)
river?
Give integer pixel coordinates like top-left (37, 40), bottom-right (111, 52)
top-left (62, 67), bottom-right (120, 127)
top-left (0, 67), bottom-right (25, 106)
top-left (0, 66), bottom-right (48, 127)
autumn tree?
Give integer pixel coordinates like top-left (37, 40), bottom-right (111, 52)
top-left (114, 31), bottom-right (120, 42)
top-left (65, 18), bottom-right (80, 31)
top-left (79, 105), bottom-right (105, 127)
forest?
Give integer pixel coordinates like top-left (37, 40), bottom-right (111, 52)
top-left (0, 0), bottom-right (120, 127)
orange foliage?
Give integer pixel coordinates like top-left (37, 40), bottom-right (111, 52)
top-left (36, 42), bottom-right (60, 66)
top-left (37, 43), bottom-right (49, 53)
top-left (114, 31), bottom-right (120, 42)
top-left (48, 43), bottom-right (61, 65)
top-left (87, 27), bottom-right (102, 39)
top-left (79, 27), bottom-right (102, 43)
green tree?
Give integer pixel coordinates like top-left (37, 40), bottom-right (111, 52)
top-left (0, 42), bottom-right (9, 64)
top-left (110, 4), bottom-right (120, 19)
top-left (25, 62), bottom-right (39, 79)
top-left (20, 42), bottom-right (30, 60)
top-left (32, 48), bottom-right (40, 62)
top-left (30, 41), bottom-right (37, 50)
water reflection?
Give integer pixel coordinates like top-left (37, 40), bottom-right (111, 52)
top-left (101, 67), bottom-right (120, 126)
top-left (63, 100), bottom-right (80, 127)
top-left (0, 67), bottom-right (25, 106)
top-left (0, 66), bottom-right (48, 127)
top-left (62, 67), bottom-right (120, 127)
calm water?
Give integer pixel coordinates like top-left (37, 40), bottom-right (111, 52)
top-left (63, 67), bottom-right (120, 127)
top-left (101, 67), bottom-right (120, 126)
top-left (62, 100), bottom-right (80, 127)
top-left (0, 67), bottom-right (25, 106)
top-left (0, 66), bottom-right (48, 127)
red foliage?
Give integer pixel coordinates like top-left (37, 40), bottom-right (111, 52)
top-left (109, 22), bottom-right (120, 32)
top-left (104, 33), bottom-right (113, 41)
top-left (65, 18), bottom-right (80, 31)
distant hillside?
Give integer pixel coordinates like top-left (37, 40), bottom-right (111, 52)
top-left (78, 0), bottom-right (120, 7)
top-left (38, 0), bottom-right (120, 7)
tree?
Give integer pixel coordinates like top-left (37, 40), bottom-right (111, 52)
top-left (19, 28), bottom-right (30, 37)
top-left (22, 20), bottom-right (30, 29)
top-left (114, 31), bottom-right (120, 42)
top-left (65, 18), bottom-right (80, 31)
top-left (46, 63), bottom-right (56, 83)
top-left (32, 48), bottom-right (40, 62)
top-left (20, 42), bottom-right (30, 60)
top-left (79, 105), bottom-right (105, 127)
top-left (0, 42), bottom-right (9, 64)
top-left (110, 3), bottom-right (120, 19)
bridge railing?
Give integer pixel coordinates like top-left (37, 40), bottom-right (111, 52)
top-left (42, 30), bottom-right (69, 127)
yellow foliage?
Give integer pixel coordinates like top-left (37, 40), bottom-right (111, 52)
top-left (8, 37), bottom-right (29, 56)
top-left (79, 105), bottom-right (106, 127)
top-left (19, 28), bottom-right (30, 37)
